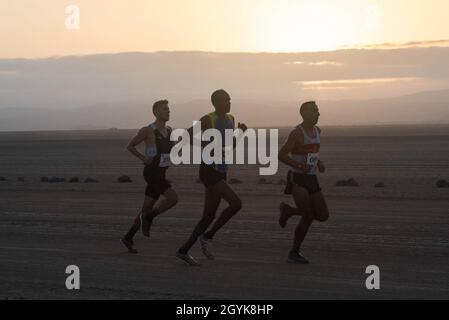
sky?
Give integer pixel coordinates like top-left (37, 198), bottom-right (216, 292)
top-left (1, 0), bottom-right (449, 130)
top-left (1, 0), bottom-right (449, 58)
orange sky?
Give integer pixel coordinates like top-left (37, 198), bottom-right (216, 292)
top-left (1, 0), bottom-right (449, 58)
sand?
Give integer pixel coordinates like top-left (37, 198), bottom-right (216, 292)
top-left (0, 126), bottom-right (448, 300)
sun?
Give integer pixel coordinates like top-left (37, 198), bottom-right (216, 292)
top-left (264, 3), bottom-right (360, 52)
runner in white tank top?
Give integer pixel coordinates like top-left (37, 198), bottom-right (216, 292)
top-left (290, 124), bottom-right (321, 175)
top-left (278, 101), bottom-right (330, 264)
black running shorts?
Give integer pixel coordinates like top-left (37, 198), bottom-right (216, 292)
top-left (199, 164), bottom-right (227, 188)
top-left (143, 166), bottom-right (171, 200)
top-left (284, 171), bottom-right (322, 195)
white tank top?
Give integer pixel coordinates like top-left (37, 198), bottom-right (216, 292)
top-left (290, 125), bottom-right (321, 175)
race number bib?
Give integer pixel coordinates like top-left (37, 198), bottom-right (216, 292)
top-left (306, 153), bottom-right (320, 167)
top-left (159, 153), bottom-right (171, 168)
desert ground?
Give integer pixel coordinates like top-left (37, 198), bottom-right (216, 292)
top-left (0, 125), bottom-right (448, 299)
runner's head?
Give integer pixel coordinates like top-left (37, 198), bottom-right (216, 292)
top-left (211, 89), bottom-right (231, 115)
top-left (153, 100), bottom-right (170, 122)
top-left (300, 101), bottom-right (320, 125)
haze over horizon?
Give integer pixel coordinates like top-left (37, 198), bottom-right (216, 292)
top-left (1, 47), bottom-right (449, 131)
top-left (1, 1), bottom-right (448, 130)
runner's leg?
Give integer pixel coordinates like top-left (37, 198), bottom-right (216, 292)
top-left (147, 188), bottom-right (178, 220)
top-left (281, 203), bottom-right (304, 216)
top-left (291, 185), bottom-right (314, 252)
top-left (178, 188), bottom-right (221, 253)
top-left (310, 191), bottom-right (330, 222)
top-left (203, 181), bottom-right (242, 239)
top-left (124, 196), bottom-right (157, 241)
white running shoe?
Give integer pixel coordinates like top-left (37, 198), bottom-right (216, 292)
top-left (199, 235), bottom-right (215, 260)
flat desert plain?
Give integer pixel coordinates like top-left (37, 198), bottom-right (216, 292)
top-left (0, 125), bottom-right (448, 299)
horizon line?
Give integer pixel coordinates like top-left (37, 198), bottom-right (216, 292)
top-left (2, 40), bottom-right (449, 61)
top-left (2, 122), bottom-right (449, 134)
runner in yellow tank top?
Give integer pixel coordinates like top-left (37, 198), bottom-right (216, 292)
top-left (176, 89), bottom-right (248, 266)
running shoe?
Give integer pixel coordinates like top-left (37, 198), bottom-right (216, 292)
top-left (176, 251), bottom-right (201, 266)
top-left (199, 235), bottom-right (215, 260)
top-left (287, 250), bottom-right (309, 264)
top-left (121, 238), bottom-right (138, 254)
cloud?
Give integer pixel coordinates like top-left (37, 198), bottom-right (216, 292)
top-left (0, 70), bottom-right (18, 76)
top-left (284, 61), bottom-right (343, 66)
top-left (296, 77), bottom-right (421, 90)
top-left (343, 40), bottom-right (449, 50)
top-left (0, 47), bottom-right (448, 107)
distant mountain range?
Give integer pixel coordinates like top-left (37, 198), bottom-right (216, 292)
top-left (0, 89), bottom-right (448, 131)
top-left (1, 49), bottom-right (448, 130)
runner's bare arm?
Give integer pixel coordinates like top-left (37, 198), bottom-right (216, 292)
top-left (186, 116), bottom-right (211, 145)
top-left (316, 127), bottom-right (326, 173)
top-left (317, 160), bottom-right (326, 173)
top-left (278, 129), bottom-right (305, 170)
top-left (233, 118), bottom-right (248, 149)
top-left (126, 127), bottom-right (155, 164)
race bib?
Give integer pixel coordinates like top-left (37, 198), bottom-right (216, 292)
top-left (159, 153), bottom-right (171, 168)
top-left (306, 153), bottom-right (320, 167)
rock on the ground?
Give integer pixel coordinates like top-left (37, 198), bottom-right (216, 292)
top-left (336, 178), bottom-right (360, 187)
top-left (258, 178), bottom-right (272, 185)
top-left (118, 175), bottom-right (132, 183)
top-left (436, 179), bottom-right (449, 188)
top-left (374, 182), bottom-right (385, 188)
top-left (49, 177), bottom-right (66, 183)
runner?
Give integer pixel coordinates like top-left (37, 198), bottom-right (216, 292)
top-left (121, 100), bottom-right (178, 254)
top-left (176, 89), bottom-right (247, 266)
top-left (278, 101), bottom-right (330, 264)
